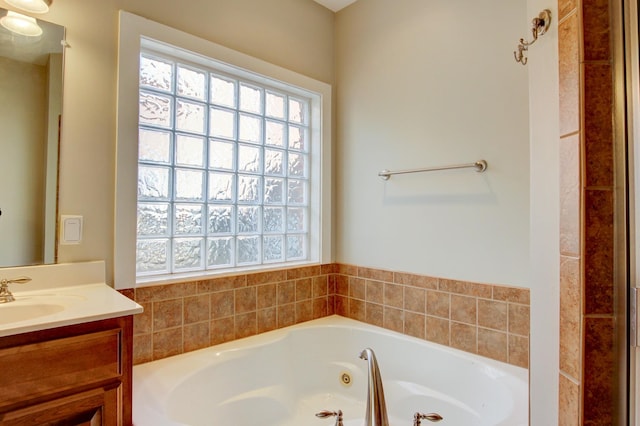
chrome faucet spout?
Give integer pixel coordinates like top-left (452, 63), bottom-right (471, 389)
top-left (359, 348), bottom-right (389, 426)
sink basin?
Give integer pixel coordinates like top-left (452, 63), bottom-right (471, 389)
top-left (0, 294), bottom-right (86, 325)
top-left (0, 304), bottom-right (66, 324)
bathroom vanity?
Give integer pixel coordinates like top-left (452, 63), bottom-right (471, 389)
top-left (0, 316), bottom-right (133, 425)
top-left (0, 262), bottom-right (142, 425)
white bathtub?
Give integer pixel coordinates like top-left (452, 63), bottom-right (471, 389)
top-left (133, 316), bottom-right (528, 426)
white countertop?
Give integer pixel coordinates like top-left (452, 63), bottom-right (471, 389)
top-left (0, 282), bottom-right (143, 338)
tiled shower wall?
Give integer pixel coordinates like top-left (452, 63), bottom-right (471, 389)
top-left (122, 263), bottom-right (529, 369)
top-left (557, 0), bottom-right (617, 423)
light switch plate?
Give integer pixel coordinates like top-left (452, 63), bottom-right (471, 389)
top-left (60, 215), bottom-right (83, 244)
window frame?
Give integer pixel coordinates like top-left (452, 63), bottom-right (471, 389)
top-left (115, 11), bottom-right (332, 289)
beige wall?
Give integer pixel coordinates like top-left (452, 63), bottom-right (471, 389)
top-left (4, 0), bottom-right (334, 284)
top-left (0, 56), bottom-right (46, 266)
top-left (334, 0), bottom-right (530, 287)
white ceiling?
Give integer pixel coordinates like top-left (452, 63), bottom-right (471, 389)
top-left (313, 0), bottom-right (357, 12)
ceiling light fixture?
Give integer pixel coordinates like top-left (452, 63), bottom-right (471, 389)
top-left (5, 0), bottom-right (51, 14)
top-left (0, 10), bottom-right (42, 37)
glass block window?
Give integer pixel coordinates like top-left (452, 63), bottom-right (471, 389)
top-left (136, 51), bottom-right (312, 276)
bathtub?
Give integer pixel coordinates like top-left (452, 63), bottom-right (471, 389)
top-left (133, 316), bottom-right (528, 426)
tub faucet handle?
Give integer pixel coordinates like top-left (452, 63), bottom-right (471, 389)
top-left (414, 412), bottom-right (444, 425)
top-left (315, 409), bottom-right (343, 426)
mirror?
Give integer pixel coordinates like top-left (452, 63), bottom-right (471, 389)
top-left (0, 8), bottom-right (64, 267)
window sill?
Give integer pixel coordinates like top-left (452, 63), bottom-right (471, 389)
top-left (135, 260), bottom-right (321, 288)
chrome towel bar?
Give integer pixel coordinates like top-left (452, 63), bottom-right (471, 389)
top-left (378, 160), bottom-right (487, 181)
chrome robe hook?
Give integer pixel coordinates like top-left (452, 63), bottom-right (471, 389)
top-left (514, 9), bottom-right (551, 65)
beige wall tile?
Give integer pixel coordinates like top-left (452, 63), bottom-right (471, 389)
top-left (439, 279), bottom-right (492, 298)
top-left (492, 286), bottom-right (530, 305)
top-left (358, 266), bottom-right (394, 282)
top-left (234, 286), bottom-right (257, 314)
top-left (313, 276), bottom-right (328, 297)
top-left (559, 373), bottom-right (581, 426)
top-left (451, 322), bottom-right (477, 353)
top-left (559, 133), bottom-right (581, 256)
top-left (349, 277), bottom-right (366, 300)
top-left (153, 299), bottom-right (183, 330)
top-left (257, 307), bottom-right (277, 333)
top-left (257, 283), bottom-right (277, 309)
top-left (405, 312), bottom-right (425, 339)
top-left (335, 295), bottom-right (348, 316)
top-left (560, 256), bottom-right (582, 379)
top-left (335, 263), bottom-right (358, 275)
top-left (394, 272), bottom-right (438, 289)
top-left (313, 297), bottom-right (328, 319)
top-left (246, 270), bottom-right (286, 286)
top-left (366, 303), bottom-right (384, 327)
top-left (335, 275), bottom-right (349, 296)
top-left (450, 294), bottom-right (477, 325)
top-left (133, 333), bottom-right (152, 365)
top-left (277, 304), bottom-right (296, 328)
top-left (137, 282), bottom-right (197, 302)
top-left (184, 322), bottom-right (210, 352)
top-left (328, 295), bottom-right (336, 315)
top-left (296, 278), bottom-right (312, 300)
top-left (384, 307), bottom-right (404, 333)
top-left (508, 304), bottom-right (530, 336)
top-left (383, 283), bottom-right (403, 309)
top-left (286, 265), bottom-right (321, 279)
top-left (328, 275), bottom-right (336, 295)
top-left (153, 328), bottom-right (182, 359)
top-left (478, 328), bottom-right (508, 363)
top-left (558, 12), bottom-right (580, 137)
top-left (366, 280), bottom-right (384, 304)
top-left (508, 334), bottom-right (529, 369)
top-left (184, 294), bottom-right (210, 325)
top-left (211, 317), bottom-right (234, 345)
top-left (134, 302), bottom-right (152, 335)
top-left (277, 280), bottom-right (296, 305)
top-left (558, 0), bottom-right (577, 21)
top-left (198, 275), bottom-right (246, 293)
top-left (321, 263), bottom-right (338, 274)
top-left (478, 299), bottom-right (507, 331)
top-left (426, 315), bottom-right (449, 346)
top-left (350, 299), bottom-right (366, 322)
top-left (426, 290), bottom-right (450, 318)
top-left (296, 300), bottom-right (313, 323)
top-left (211, 290), bottom-right (234, 319)
top-left (404, 286), bottom-right (426, 313)
top-left (235, 312), bottom-right (257, 339)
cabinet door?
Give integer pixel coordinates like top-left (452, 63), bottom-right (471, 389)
top-left (0, 387), bottom-right (118, 426)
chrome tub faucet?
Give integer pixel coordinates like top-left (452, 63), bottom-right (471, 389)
top-left (0, 276), bottom-right (32, 303)
top-left (360, 347), bottom-right (389, 426)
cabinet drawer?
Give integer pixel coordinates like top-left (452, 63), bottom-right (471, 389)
top-left (0, 329), bottom-right (121, 408)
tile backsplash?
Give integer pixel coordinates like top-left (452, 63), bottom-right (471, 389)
top-left (122, 264), bottom-right (529, 368)
top-left (333, 264), bottom-right (529, 368)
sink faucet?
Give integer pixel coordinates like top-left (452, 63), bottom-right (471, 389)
top-left (0, 276), bottom-right (32, 303)
top-left (360, 348), bottom-right (389, 426)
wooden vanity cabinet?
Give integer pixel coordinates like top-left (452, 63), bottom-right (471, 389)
top-left (0, 316), bottom-right (133, 426)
